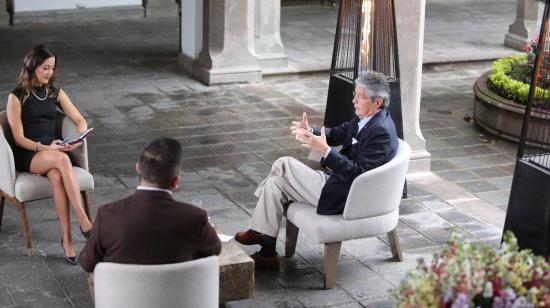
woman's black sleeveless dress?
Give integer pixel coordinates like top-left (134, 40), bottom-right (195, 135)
top-left (11, 86), bottom-right (60, 172)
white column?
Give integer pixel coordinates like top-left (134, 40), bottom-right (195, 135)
top-left (179, 0), bottom-right (203, 74)
top-left (395, 0), bottom-right (431, 174)
top-left (505, 0), bottom-right (544, 50)
top-left (254, 0), bottom-right (288, 70)
top-left (194, 0), bottom-right (262, 85)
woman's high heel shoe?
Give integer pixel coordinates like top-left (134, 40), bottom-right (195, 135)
top-left (60, 238), bottom-right (78, 265)
top-left (80, 227), bottom-right (91, 239)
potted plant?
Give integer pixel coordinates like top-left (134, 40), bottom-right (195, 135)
top-left (394, 232), bottom-right (550, 307)
top-left (473, 37), bottom-right (550, 144)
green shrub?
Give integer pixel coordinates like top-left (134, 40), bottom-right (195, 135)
top-left (488, 55), bottom-right (529, 104)
top-left (508, 60), bottom-right (531, 84)
top-left (487, 55), bottom-right (549, 105)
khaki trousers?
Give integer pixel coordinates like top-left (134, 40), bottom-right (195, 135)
top-left (250, 156), bottom-right (328, 237)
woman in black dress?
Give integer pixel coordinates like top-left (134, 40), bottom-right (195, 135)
top-left (6, 44), bottom-right (93, 265)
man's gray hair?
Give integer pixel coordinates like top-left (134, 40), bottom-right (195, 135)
top-left (355, 71), bottom-right (391, 108)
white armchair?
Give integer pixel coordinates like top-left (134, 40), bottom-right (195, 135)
top-left (94, 256), bottom-right (220, 308)
top-left (0, 110), bottom-right (94, 255)
top-left (285, 139), bottom-right (411, 289)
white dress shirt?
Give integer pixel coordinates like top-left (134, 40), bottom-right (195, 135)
top-left (137, 185), bottom-right (173, 196)
top-left (322, 111), bottom-right (378, 159)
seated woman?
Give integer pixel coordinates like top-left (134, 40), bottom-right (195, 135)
top-left (6, 44), bottom-right (93, 265)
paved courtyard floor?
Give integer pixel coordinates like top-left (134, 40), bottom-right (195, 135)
top-left (0, 1), bottom-right (518, 307)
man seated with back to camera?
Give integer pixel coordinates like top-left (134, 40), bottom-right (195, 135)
top-left (235, 71), bottom-right (399, 270)
top-left (80, 137), bottom-right (221, 296)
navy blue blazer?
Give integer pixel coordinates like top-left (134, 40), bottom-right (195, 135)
top-left (314, 108), bottom-right (399, 215)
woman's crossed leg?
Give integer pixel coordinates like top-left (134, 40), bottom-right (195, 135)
top-left (30, 150), bottom-right (92, 257)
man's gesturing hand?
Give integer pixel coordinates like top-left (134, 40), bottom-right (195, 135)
top-left (290, 112), bottom-right (309, 135)
top-left (295, 126), bottom-right (329, 155)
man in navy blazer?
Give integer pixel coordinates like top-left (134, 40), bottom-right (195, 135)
top-left (235, 72), bottom-right (398, 270)
top-left (315, 97), bottom-right (398, 215)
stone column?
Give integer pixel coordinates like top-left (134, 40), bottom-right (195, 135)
top-left (505, 0), bottom-right (544, 50)
top-left (394, 0), bottom-right (431, 174)
top-left (179, 0), bottom-right (203, 74)
top-left (194, 0), bottom-right (262, 85)
top-left (254, 0), bottom-right (288, 70)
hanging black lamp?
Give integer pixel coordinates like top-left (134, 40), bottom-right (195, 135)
top-left (324, 0), bottom-right (403, 141)
top-left (504, 0), bottom-right (550, 256)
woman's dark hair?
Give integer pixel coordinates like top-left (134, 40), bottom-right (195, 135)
top-left (138, 138), bottom-right (183, 189)
top-left (17, 44), bottom-right (57, 104)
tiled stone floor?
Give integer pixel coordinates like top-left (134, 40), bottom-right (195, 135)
top-left (0, 1), bottom-right (517, 307)
top-left (0, 64), bottom-right (510, 307)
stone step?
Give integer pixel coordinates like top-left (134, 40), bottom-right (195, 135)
top-left (8, 5), bottom-right (144, 25)
top-left (143, 0), bottom-right (179, 17)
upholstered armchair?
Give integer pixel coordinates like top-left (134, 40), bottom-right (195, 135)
top-left (94, 256), bottom-right (220, 308)
top-left (285, 139), bottom-right (411, 289)
top-left (0, 110), bottom-right (94, 255)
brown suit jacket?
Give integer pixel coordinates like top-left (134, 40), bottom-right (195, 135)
top-left (80, 190), bottom-right (221, 273)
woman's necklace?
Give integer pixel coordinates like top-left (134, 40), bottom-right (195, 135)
top-left (31, 87), bottom-right (48, 101)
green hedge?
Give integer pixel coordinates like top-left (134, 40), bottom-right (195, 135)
top-left (488, 54), bottom-right (548, 104)
top-left (488, 55), bottom-right (529, 104)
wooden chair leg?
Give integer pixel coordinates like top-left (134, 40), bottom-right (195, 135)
top-left (6, 196), bottom-right (32, 255)
top-left (323, 242), bottom-right (341, 289)
top-left (387, 228), bottom-right (403, 262)
top-left (81, 191), bottom-right (93, 221)
top-left (285, 220), bottom-right (299, 257)
top-left (0, 192), bottom-right (5, 231)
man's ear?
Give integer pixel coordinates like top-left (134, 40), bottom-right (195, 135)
top-left (170, 175), bottom-right (181, 190)
top-left (135, 162), bottom-right (140, 175)
top-left (375, 97), bottom-right (384, 109)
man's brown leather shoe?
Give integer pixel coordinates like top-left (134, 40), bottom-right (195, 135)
top-left (251, 252), bottom-right (280, 270)
top-left (235, 229), bottom-right (264, 246)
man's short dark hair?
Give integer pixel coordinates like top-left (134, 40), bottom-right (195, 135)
top-left (138, 138), bottom-right (183, 189)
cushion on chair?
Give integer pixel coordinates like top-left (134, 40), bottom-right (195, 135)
top-left (286, 202), bottom-right (399, 244)
top-left (94, 256), bottom-right (219, 308)
top-left (14, 167), bottom-right (94, 202)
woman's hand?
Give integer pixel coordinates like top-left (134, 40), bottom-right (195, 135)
top-left (46, 140), bottom-right (82, 152)
top-left (61, 141), bottom-right (83, 152)
top-left (46, 140), bottom-right (65, 151)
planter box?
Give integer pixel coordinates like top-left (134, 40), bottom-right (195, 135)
top-left (474, 72), bottom-right (550, 145)
top-left (473, 72), bottom-right (527, 143)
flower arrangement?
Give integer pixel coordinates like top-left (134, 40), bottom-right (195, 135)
top-left (521, 35), bottom-right (539, 66)
top-left (394, 232), bottom-right (550, 307)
